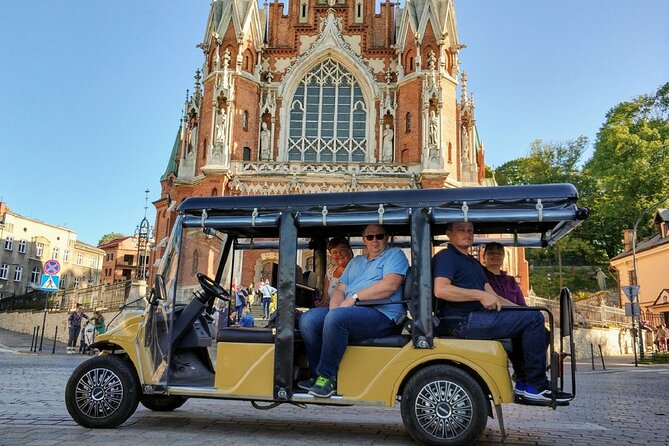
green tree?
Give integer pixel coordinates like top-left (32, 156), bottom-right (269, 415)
top-left (492, 137), bottom-right (606, 267)
top-left (584, 82), bottom-right (669, 257)
top-left (98, 232), bottom-right (125, 246)
top-left (494, 136), bottom-right (589, 187)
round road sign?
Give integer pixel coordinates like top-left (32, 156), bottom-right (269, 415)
top-left (44, 259), bottom-right (61, 275)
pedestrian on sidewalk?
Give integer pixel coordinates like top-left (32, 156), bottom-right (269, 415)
top-left (67, 304), bottom-right (88, 354)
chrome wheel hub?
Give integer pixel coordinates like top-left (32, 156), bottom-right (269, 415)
top-left (414, 380), bottom-right (473, 439)
top-left (74, 368), bottom-right (124, 418)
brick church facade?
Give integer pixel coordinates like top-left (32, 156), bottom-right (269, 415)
top-left (153, 0), bottom-right (528, 292)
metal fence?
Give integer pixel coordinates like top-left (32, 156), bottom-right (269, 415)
top-left (527, 295), bottom-right (628, 327)
top-left (0, 281), bottom-right (131, 312)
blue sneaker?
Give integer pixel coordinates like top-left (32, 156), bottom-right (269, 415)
top-left (308, 376), bottom-right (337, 398)
top-left (297, 377), bottom-right (316, 391)
top-left (523, 381), bottom-right (571, 403)
top-left (514, 380), bottom-right (526, 397)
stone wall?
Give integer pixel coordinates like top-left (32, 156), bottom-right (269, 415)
top-left (0, 310), bottom-right (117, 346)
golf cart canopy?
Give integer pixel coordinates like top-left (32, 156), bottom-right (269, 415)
top-left (178, 183), bottom-right (588, 247)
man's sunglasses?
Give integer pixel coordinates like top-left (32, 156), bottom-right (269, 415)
top-left (364, 234), bottom-right (386, 241)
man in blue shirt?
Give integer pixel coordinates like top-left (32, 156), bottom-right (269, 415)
top-left (432, 221), bottom-right (570, 404)
top-left (299, 224), bottom-right (409, 397)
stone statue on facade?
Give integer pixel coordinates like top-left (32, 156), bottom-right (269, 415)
top-left (215, 109), bottom-right (227, 146)
top-left (429, 111), bottom-right (438, 146)
top-left (382, 124), bottom-right (394, 162)
top-left (259, 122), bottom-right (271, 160)
top-left (186, 124), bottom-right (198, 157)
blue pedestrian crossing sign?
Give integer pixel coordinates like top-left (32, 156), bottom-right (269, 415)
top-left (41, 274), bottom-right (60, 291)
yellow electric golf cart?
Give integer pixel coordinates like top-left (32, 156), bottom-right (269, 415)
top-left (65, 184), bottom-right (587, 445)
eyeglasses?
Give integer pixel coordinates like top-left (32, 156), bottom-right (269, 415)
top-left (364, 234), bottom-right (386, 241)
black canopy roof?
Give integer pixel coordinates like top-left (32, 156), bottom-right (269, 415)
top-left (177, 184), bottom-right (588, 246)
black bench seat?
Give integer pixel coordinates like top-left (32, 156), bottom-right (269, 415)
top-left (217, 326), bottom-right (410, 347)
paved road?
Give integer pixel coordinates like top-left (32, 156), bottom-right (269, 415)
top-left (1, 327), bottom-right (668, 446)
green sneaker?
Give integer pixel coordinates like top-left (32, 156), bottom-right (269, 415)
top-left (308, 376), bottom-right (336, 398)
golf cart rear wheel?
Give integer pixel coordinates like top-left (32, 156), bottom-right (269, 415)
top-left (65, 355), bottom-right (140, 428)
top-left (401, 364), bottom-right (488, 446)
top-left (140, 394), bottom-right (188, 411)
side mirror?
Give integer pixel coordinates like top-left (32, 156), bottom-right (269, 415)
top-left (150, 274), bottom-right (167, 305)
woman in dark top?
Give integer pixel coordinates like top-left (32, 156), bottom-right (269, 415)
top-left (482, 242), bottom-right (526, 306)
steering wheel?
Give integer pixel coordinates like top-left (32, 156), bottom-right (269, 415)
top-left (196, 273), bottom-right (230, 301)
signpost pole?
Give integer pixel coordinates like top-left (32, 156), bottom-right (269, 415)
top-left (39, 292), bottom-right (48, 351)
top-left (622, 285), bottom-right (641, 366)
top-left (39, 260), bottom-right (61, 351)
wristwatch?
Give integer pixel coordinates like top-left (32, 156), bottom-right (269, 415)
top-left (351, 293), bottom-right (360, 303)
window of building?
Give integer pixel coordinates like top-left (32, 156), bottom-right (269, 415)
top-left (60, 275), bottom-right (67, 289)
top-left (74, 277), bottom-right (80, 288)
top-left (52, 247), bottom-right (59, 260)
top-left (355, 0), bottom-right (363, 23)
top-left (124, 254), bottom-right (134, 264)
top-left (63, 249), bottom-right (70, 263)
top-left (243, 147), bottom-right (251, 161)
top-left (36, 242), bottom-right (44, 258)
top-left (243, 111), bottom-right (249, 130)
top-left (76, 253), bottom-right (83, 265)
top-left (4, 236), bottom-right (13, 251)
top-left (0, 264), bottom-right (8, 280)
top-left (299, 0), bottom-right (308, 23)
top-left (18, 239), bottom-right (26, 253)
top-left (90, 257), bottom-right (97, 268)
top-left (13, 266), bottom-right (22, 282)
top-left (31, 267), bottom-right (41, 284)
top-left (405, 112), bottom-right (412, 133)
top-left (288, 59), bottom-right (368, 163)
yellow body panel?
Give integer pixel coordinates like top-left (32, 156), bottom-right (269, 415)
top-left (95, 313), bottom-right (144, 373)
top-left (337, 339), bottom-right (513, 407)
top-left (214, 342), bottom-right (275, 397)
top-left (97, 314), bottom-right (513, 407)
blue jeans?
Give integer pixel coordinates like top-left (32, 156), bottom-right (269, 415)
top-left (261, 298), bottom-right (271, 317)
top-left (447, 310), bottom-right (547, 386)
top-left (68, 326), bottom-right (81, 347)
top-left (299, 306), bottom-right (400, 380)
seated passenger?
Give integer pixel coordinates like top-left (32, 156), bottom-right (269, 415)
top-left (298, 224), bottom-right (409, 398)
top-left (483, 242), bottom-right (527, 306)
top-left (315, 237), bottom-right (354, 307)
top-left (238, 307), bottom-right (254, 327)
top-left (432, 221), bottom-right (570, 404)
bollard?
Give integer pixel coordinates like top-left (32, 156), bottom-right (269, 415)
top-left (52, 326), bottom-right (59, 354)
top-left (598, 345), bottom-right (606, 370)
top-left (30, 326), bottom-right (37, 352)
top-left (590, 343), bottom-right (595, 370)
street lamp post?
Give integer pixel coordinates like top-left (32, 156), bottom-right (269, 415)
top-left (631, 195), bottom-right (669, 359)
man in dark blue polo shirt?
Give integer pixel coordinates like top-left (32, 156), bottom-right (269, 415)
top-left (432, 221), bottom-right (570, 404)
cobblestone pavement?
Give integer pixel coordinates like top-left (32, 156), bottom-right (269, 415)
top-left (1, 327), bottom-right (668, 446)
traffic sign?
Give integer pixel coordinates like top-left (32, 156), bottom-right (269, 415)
top-left (41, 274), bottom-right (60, 291)
top-left (43, 259), bottom-right (61, 276)
top-left (621, 285), bottom-right (640, 302)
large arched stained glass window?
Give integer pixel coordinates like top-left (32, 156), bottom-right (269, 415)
top-left (288, 59), bottom-right (367, 162)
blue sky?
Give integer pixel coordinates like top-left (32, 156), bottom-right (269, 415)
top-left (0, 1), bottom-right (667, 246)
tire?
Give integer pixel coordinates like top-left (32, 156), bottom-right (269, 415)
top-left (65, 355), bottom-right (140, 428)
top-left (401, 365), bottom-right (488, 446)
top-left (140, 394), bottom-right (188, 411)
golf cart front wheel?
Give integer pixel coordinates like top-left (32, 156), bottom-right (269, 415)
top-left (140, 394), bottom-right (188, 411)
top-left (65, 355), bottom-right (140, 428)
